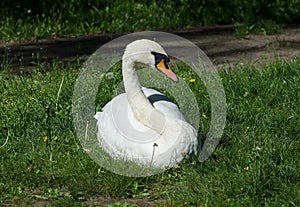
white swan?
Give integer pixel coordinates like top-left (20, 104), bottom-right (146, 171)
top-left (94, 39), bottom-right (198, 168)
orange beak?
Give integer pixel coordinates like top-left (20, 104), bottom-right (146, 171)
top-left (156, 59), bottom-right (178, 82)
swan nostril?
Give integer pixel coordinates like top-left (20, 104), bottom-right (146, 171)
top-left (164, 61), bottom-right (170, 70)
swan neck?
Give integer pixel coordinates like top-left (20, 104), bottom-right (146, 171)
top-left (122, 58), bottom-right (165, 133)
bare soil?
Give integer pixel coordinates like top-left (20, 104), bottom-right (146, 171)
top-left (178, 25), bottom-right (300, 68)
top-left (0, 25), bottom-right (299, 70)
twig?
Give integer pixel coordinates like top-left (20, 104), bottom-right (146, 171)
top-left (149, 143), bottom-right (158, 169)
top-left (55, 76), bottom-right (64, 110)
top-left (84, 121), bottom-right (89, 146)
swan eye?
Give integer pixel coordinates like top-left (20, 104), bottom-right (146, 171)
top-left (151, 51), bottom-right (170, 69)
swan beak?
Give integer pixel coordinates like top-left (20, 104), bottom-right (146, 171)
top-left (156, 60), bottom-right (178, 82)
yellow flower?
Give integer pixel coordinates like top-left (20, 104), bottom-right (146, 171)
top-left (189, 78), bottom-right (196, 83)
top-left (43, 136), bottom-right (48, 142)
top-left (99, 73), bottom-right (105, 79)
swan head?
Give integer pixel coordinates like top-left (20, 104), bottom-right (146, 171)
top-left (123, 39), bottom-right (178, 82)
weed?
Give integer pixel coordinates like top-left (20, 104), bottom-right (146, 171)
top-left (235, 20), bottom-right (282, 38)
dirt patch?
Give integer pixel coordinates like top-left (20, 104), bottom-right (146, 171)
top-left (0, 25), bottom-right (299, 70)
top-left (180, 25), bottom-right (300, 68)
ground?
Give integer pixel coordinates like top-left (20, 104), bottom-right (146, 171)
top-left (0, 25), bottom-right (299, 70)
top-left (0, 25), bottom-right (299, 206)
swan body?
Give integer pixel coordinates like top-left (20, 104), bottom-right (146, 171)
top-left (95, 39), bottom-right (198, 168)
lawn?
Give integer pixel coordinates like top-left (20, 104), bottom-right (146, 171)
top-left (0, 56), bottom-right (299, 206)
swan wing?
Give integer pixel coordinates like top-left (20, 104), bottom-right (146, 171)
top-left (94, 94), bottom-right (160, 159)
top-left (94, 90), bottom-right (198, 168)
top-left (142, 87), bottom-right (185, 121)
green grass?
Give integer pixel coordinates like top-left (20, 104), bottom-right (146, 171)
top-left (1, 0), bottom-right (300, 42)
top-left (234, 19), bottom-right (282, 38)
top-left (0, 57), bottom-right (299, 206)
